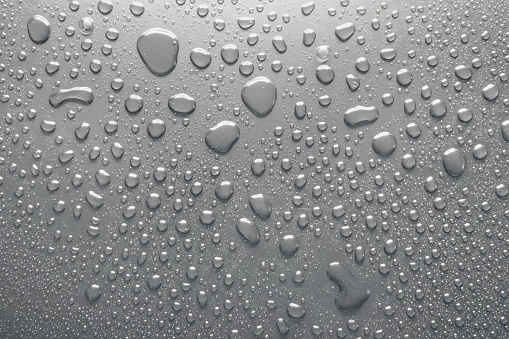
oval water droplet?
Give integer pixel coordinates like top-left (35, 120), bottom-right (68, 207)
top-left (27, 15), bottom-right (51, 44)
top-left (372, 132), bottom-right (396, 156)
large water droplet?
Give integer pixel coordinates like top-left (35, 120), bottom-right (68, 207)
top-left (168, 93), bottom-right (196, 115)
top-left (241, 77), bottom-right (277, 117)
top-left (205, 121), bottom-right (240, 153)
top-left (49, 87), bottom-right (94, 107)
top-left (27, 15), bottom-right (51, 44)
top-left (327, 263), bottom-right (370, 312)
top-left (137, 28), bottom-right (179, 76)
top-left (442, 148), bottom-right (466, 177)
top-left (344, 106), bottom-right (378, 127)
top-left (335, 22), bottom-right (355, 42)
top-left (372, 132), bottom-right (396, 156)
top-left (236, 218), bottom-right (260, 245)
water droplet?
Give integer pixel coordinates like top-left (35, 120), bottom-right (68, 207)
top-left (249, 194), bottom-right (272, 219)
top-left (442, 148), bottom-right (466, 177)
top-left (147, 119), bottom-right (166, 138)
top-left (168, 93), bottom-right (196, 115)
top-left (27, 15), bottom-right (51, 44)
top-left (335, 22), bottom-right (355, 42)
top-left (137, 28), bottom-right (179, 76)
top-left (49, 87), bottom-right (94, 107)
top-left (327, 263), bottom-right (370, 312)
top-left (344, 106), bottom-right (378, 127)
top-left (205, 121), bottom-right (240, 153)
top-left (372, 132), bottom-right (396, 156)
top-left (241, 77), bottom-right (277, 117)
top-left (236, 218), bottom-right (260, 245)
top-left (85, 284), bottom-right (102, 301)
top-left (190, 48), bottom-right (211, 68)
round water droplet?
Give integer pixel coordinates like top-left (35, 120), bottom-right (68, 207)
top-left (287, 303), bottom-right (306, 318)
top-left (215, 181), bottom-right (234, 200)
top-left (316, 65), bottom-right (335, 84)
top-left (147, 275), bottom-right (162, 289)
top-left (190, 48), bottom-right (211, 68)
top-left (168, 93), bottom-right (196, 115)
top-left (372, 132), bottom-right (396, 156)
top-left (279, 235), bottom-right (299, 255)
top-left (78, 17), bottom-right (94, 35)
top-left (482, 84), bottom-right (499, 101)
top-left (238, 17), bottom-right (255, 29)
top-left (125, 94), bottom-right (143, 113)
top-left (430, 99), bottom-right (447, 118)
top-left (502, 120), bottom-right (509, 141)
top-left (98, 0), bottom-right (113, 14)
top-left (335, 22), bottom-right (355, 42)
top-left (455, 65), bottom-right (472, 80)
top-left (130, 1), bottom-right (145, 16)
top-left (457, 108), bottom-right (472, 123)
top-left (220, 44), bottom-right (239, 64)
top-left (147, 119), bottom-right (166, 138)
top-left (396, 69), bottom-right (412, 86)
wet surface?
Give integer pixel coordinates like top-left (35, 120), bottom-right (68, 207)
top-left (1, 0), bottom-right (509, 338)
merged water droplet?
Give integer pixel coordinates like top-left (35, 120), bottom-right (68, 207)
top-left (49, 87), bottom-right (94, 107)
top-left (344, 106), bottom-right (378, 127)
top-left (205, 121), bottom-right (240, 153)
top-left (327, 263), bottom-right (370, 312)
